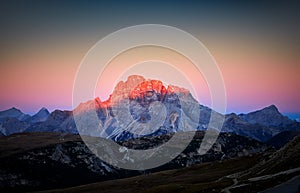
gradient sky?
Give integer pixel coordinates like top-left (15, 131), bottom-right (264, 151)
top-left (0, 0), bottom-right (299, 114)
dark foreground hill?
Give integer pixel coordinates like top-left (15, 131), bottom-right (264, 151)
top-left (267, 130), bottom-right (300, 149)
top-left (0, 131), bottom-right (270, 192)
top-left (36, 136), bottom-right (300, 193)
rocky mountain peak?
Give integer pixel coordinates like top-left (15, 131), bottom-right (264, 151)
top-left (39, 107), bottom-right (49, 112)
top-left (36, 107), bottom-right (50, 115)
top-left (261, 104), bottom-right (279, 113)
top-left (0, 107), bottom-right (30, 121)
top-left (112, 75), bottom-right (146, 99)
top-left (109, 75), bottom-right (191, 105)
top-left (0, 107), bottom-right (22, 116)
top-left (239, 104), bottom-right (293, 127)
top-left (30, 107), bottom-right (50, 123)
top-left (130, 79), bottom-right (167, 100)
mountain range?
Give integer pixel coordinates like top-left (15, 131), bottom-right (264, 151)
top-left (0, 75), bottom-right (299, 192)
top-left (0, 107), bottom-right (50, 135)
top-left (0, 75), bottom-right (299, 144)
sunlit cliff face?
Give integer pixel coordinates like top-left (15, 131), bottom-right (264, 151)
top-left (130, 80), bottom-right (167, 101)
top-left (106, 75), bottom-right (191, 106)
top-left (74, 75), bottom-right (192, 120)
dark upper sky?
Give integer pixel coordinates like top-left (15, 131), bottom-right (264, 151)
top-left (1, 0), bottom-right (299, 50)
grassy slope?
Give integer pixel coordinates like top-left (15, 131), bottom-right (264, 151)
top-left (37, 156), bottom-right (262, 193)
top-left (36, 136), bottom-right (300, 193)
top-left (1, 133), bottom-right (299, 193)
top-left (0, 132), bottom-right (81, 158)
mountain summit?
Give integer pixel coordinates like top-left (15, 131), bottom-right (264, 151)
top-left (0, 107), bottom-right (30, 121)
top-left (239, 104), bottom-right (294, 127)
top-left (108, 75), bottom-right (190, 104)
top-left (29, 107), bottom-right (50, 123)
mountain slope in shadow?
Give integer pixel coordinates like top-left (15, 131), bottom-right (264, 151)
top-left (36, 135), bottom-right (300, 193)
top-left (0, 131), bottom-right (270, 192)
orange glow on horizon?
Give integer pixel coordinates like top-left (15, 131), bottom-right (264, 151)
top-left (0, 32), bottom-right (299, 113)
